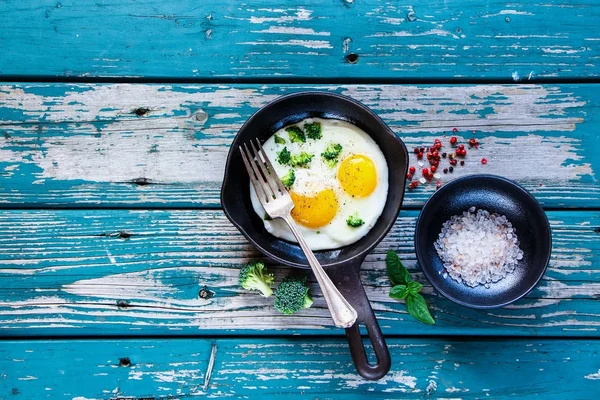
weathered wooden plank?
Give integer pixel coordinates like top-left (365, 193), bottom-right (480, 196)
top-left (2, 338), bottom-right (599, 399)
top-left (0, 83), bottom-right (597, 208)
top-left (1, 209), bottom-right (598, 336)
top-left (1, 1), bottom-right (599, 79)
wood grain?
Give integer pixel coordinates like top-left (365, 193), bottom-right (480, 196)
top-left (1, 209), bottom-right (598, 336)
top-left (1, 83), bottom-right (597, 208)
top-left (3, 0), bottom-right (600, 393)
top-left (1, 1), bottom-right (599, 79)
top-left (2, 338), bottom-right (599, 399)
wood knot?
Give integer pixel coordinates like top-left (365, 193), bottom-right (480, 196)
top-left (98, 231), bottom-right (133, 239)
top-left (119, 357), bottom-right (131, 367)
top-left (594, 227), bottom-right (600, 233)
top-left (130, 177), bottom-right (153, 186)
top-left (345, 53), bottom-right (359, 64)
top-left (195, 111), bottom-right (209, 123)
top-left (133, 107), bottom-right (150, 117)
top-left (199, 286), bottom-right (215, 300)
top-left (117, 300), bottom-right (131, 309)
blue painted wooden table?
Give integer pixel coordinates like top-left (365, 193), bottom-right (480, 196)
top-left (1, 1), bottom-right (599, 398)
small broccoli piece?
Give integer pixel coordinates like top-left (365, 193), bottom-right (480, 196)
top-left (286, 126), bottom-right (306, 143)
top-left (346, 213), bottom-right (365, 228)
top-left (274, 134), bottom-right (286, 144)
top-left (290, 152), bottom-right (314, 167)
top-left (274, 275), bottom-right (313, 315)
top-left (325, 159), bottom-right (339, 168)
top-left (239, 261), bottom-right (275, 297)
top-left (280, 169), bottom-right (295, 189)
top-left (322, 143), bottom-right (343, 167)
top-left (321, 143), bottom-right (343, 160)
top-left (277, 147), bottom-right (291, 165)
top-left (304, 122), bottom-right (322, 140)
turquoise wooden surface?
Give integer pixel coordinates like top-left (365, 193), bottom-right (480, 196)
top-left (1, 1), bottom-right (599, 80)
top-left (2, 338), bottom-right (600, 399)
top-left (1, 83), bottom-right (598, 208)
top-left (2, 0), bottom-right (600, 398)
top-left (1, 210), bottom-right (598, 337)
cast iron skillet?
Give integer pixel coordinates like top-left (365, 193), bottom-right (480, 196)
top-left (415, 175), bottom-right (552, 308)
top-left (221, 92), bottom-right (409, 380)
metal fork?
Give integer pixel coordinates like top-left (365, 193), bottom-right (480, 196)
top-left (240, 138), bottom-right (358, 328)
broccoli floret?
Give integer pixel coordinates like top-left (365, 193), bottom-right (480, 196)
top-left (286, 126), bottom-right (306, 143)
top-left (274, 134), bottom-right (286, 144)
top-left (277, 147), bottom-right (291, 165)
top-left (322, 143), bottom-right (343, 167)
top-left (325, 159), bottom-right (338, 168)
top-left (290, 152), bottom-right (314, 167)
top-left (239, 261), bottom-right (275, 297)
top-left (280, 169), bottom-right (295, 189)
top-left (274, 275), bottom-right (313, 315)
top-left (321, 143), bottom-right (342, 160)
top-left (304, 122), bottom-right (322, 140)
top-left (346, 213), bottom-right (365, 228)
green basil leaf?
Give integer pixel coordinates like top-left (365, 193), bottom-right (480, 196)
top-left (389, 285), bottom-right (409, 300)
top-left (386, 250), bottom-right (411, 286)
top-left (406, 293), bottom-right (435, 325)
top-left (407, 281), bottom-right (423, 295)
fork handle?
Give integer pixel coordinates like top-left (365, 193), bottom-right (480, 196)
top-left (281, 216), bottom-right (358, 328)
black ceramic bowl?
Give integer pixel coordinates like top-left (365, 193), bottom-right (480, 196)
top-left (415, 175), bottom-right (551, 309)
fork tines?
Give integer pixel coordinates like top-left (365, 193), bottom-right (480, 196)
top-left (240, 138), bottom-right (286, 204)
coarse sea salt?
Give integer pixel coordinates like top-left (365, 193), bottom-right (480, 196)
top-left (434, 207), bottom-right (524, 288)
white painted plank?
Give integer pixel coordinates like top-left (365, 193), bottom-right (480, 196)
top-left (0, 83), bottom-right (597, 207)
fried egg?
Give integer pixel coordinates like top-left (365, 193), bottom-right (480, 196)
top-left (249, 117), bottom-right (389, 250)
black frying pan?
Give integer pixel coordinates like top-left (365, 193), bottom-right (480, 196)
top-left (221, 92), bottom-right (409, 380)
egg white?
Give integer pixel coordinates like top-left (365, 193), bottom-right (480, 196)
top-left (249, 117), bottom-right (389, 251)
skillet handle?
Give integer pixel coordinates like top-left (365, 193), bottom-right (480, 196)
top-left (327, 262), bottom-right (391, 380)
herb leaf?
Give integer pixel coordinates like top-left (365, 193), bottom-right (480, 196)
top-left (386, 250), bottom-right (411, 286)
top-left (406, 294), bottom-right (435, 325)
top-left (386, 250), bottom-right (435, 325)
top-left (407, 281), bottom-right (423, 295)
top-left (389, 285), bottom-right (409, 300)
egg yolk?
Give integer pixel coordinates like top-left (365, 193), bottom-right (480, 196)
top-left (337, 154), bottom-right (377, 197)
top-left (290, 189), bottom-right (338, 228)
